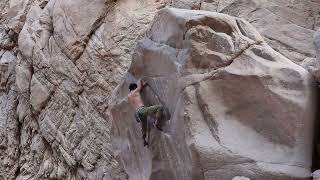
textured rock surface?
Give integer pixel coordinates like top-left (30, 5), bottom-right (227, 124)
top-left (0, 0), bottom-right (165, 179)
top-left (313, 169), bottom-right (320, 180)
top-left (111, 8), bottom-right (317, 180)
top-left (161, 0), bottom-right (320, 66)
top-left (232, 177), bottom-right (250, 180)
top-left (312, 29), bottom-right (320, 81)
top-left (219, 0), bottom-right (319, 64)
top-left (0, 0), bottom-right (319, 180)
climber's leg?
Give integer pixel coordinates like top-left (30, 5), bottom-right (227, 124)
top-left (141, 118), bottom-right (148, 146)
top-left (144, 105), bottom-right (163, 115)
top-left (137, 107), bottom-right (149, 146)
top-left (144, 105), bottom-right (163, 131)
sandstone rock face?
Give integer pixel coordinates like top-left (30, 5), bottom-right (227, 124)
top-left (160, 0), bottom-right (320, 66)
top-left (0, 0), bottom-right (319, 180)
top-left (301, 28), bottom-right (320, 82)
top-left (0, 0), bottom-right (165, 179)
top-left (209, 0), bottom-right (319, 64)
top-left (111, 8), bottom-right (317, 180)
top-left (232, 177), bottom-right (250, 180)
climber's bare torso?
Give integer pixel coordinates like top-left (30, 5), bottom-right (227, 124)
top-left (128, 90), bottom-right (144, 110)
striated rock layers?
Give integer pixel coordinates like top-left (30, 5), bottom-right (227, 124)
top-left (0, 0), bottom-right (165, 179)
top-left (111, 8), bottom-right (317, 180)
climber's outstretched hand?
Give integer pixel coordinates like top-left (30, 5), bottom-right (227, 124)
top-left (140, 78), bottom-right (148, 88)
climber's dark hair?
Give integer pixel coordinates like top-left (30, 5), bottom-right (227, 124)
top-left (129, 83), bottom-right (138, 91)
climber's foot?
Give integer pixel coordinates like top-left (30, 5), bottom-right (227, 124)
top-left (156, 125), bottom-right (163, 131)
top-left (144, 140), bottom-right (149, 147)
top-left (153, 122), bottom-right (163, 131)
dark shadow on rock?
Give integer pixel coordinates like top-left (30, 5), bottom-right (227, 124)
top-left (312, 84), bottom-right (320, 171)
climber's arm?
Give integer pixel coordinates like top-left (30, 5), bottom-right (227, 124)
top-left (135, 78), bottom-right (147, 92)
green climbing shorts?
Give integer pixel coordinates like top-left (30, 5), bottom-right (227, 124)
top-left (136, 105), bottom-right (163, 137)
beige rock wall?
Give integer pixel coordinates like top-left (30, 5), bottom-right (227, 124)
top-left (0, 0), bottom-right (319, 179)
top-left (0, 0), bottom-right (163, 179)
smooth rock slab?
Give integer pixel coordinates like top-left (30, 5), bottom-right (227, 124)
top-left (111, 8), bottom-right (317, 180)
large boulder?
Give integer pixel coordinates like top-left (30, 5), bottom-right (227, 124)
top-left (111, 8), bottom-right (317, 180)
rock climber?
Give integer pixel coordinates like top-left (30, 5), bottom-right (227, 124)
top-left (128, 79), bottom-right (163, 147)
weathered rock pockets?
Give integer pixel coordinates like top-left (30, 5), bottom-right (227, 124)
top-left (111, 8), bottom-right (317, 180)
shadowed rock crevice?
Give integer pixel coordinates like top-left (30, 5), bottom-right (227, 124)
top-left (194, 83), bottom-right (220, 143)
